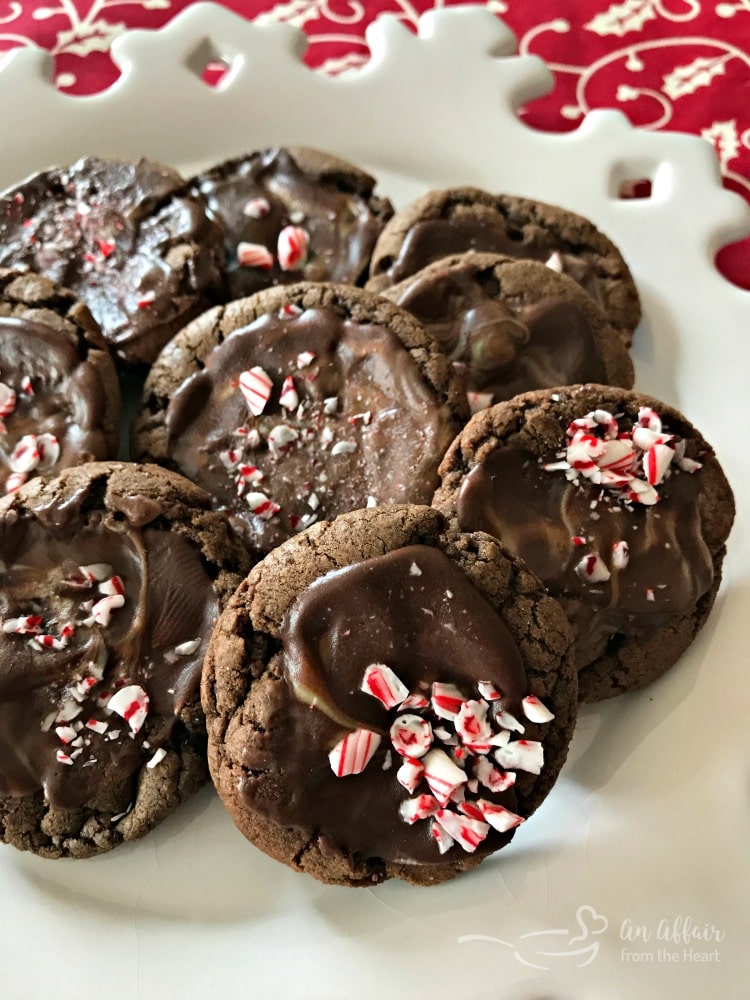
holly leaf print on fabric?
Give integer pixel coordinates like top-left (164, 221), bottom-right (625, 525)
top-left (254, 1), bottom-right (325, 28)
top-left (701, 120), bottom-right (741, 170)
top-left (585, 0), bottom-right (657, 37)
top-left (55, 20), bottom-right (126, 57)
top-left (318, 52), bottom-right (369, 76)
top-left (662, 57), bottom-right (727, 99)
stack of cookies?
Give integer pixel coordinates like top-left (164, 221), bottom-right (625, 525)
top-left (0, 148), bottom-right (734, 887)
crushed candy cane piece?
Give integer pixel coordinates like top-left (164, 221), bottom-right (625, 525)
top-left (173, 638), bottom-right (201, 656)
top-left (477, 800), bottom-right (524, 833)
top-left (495, 709), bottom-right (524, 734)
top-left (390, 714), bottom-right (433, 758)
top-left (237, 242), bottom-right (273, 269)
top-left (422, 748), bottom-right (467, 806)
top-left (146, 747), bottom-right (167, 769)
top-left (5, 471), bottom-right (26, 494)
top-left (431, 681), bottom-right (464, 720)
top-left (576, 552), bottom-right (611, 583)
top-left (323, 396), bottom-right (338, 415)
top-left (400, 692), bottom-right (429, 710)
top-left (473, 755), bottom-right (515, 793)
top-left (34, 634), bottom-right (66, 650)
top-left (0, 382), bottom-right (16, 417)
top-left (90, 594), bottom-right (125, 626)
top-left (455, 700), bottom-right (492, 745)
top-left (431, 821), bottom-right (454, 854)
top-left (637, 406), bottom-right (662, 432)
top-left (267, 423), bottom-right (298, 455)
top-left (328, 727), bottom-right (381, 776)
top-left (467, 391), bottom-right (493, 414)
top-left (277, 226), bottom-right (309, 271)
top-left (56, 750), bottom-right (74, 766)
top-left (477, 681), bottom-right (502, 701)
top-left (243, 197), bottom-right (271, 218)
top-left (644, 443), bottom-right (675, 486)
top-left (279, 375), bottom-right (299, 411)
top-left (107, 685), bottom-right (149, 734)
top-left (495, 739), bottom-right (544, 775)
top-left (521, 695), bottom-right (555, 724)
top-left (612, 540), bottom-right (630, 570)
top-left (239, 367), bottom-right (273, 416)
top-left (79, 563), bottom-right (112, 582)
top-left (396, 756), bottom-right (424, 793)
top-left (434, 808), bottom-right (489, 852)
top-left (55, 725), bottom-right (77, 744)
top-left (2, 614), bottom-right (42, 634)
top-left (9, 435), bottom-right (40, 474)
top-left (545, 251), bottom-right (564, 272)
top-left (399, 794), bottom-right (439, 824)
top-left (85, 719), bottom-right (108, 735)
top-left (361, 663), bottom-right (409, 709)
top-left (35, 434), bottom-right (60, 470)
top-left (297, 351), bottom-right (316, 368)
top-left (99, 575), bottom-right (124, 597)
top-left (331, 440), bottom-right (357, 457)
top-left (246, 492), bottom-right (281, 519)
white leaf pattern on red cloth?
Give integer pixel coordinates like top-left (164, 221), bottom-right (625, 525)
top-left (662, 55), bottom-right (727, 99)
top-left (585, 0), bottom-right (657, 37)
top-left (702, 119), bottom-right (741, 169)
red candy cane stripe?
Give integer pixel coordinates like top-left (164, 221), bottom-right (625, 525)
top-left (36, 434), bottom-right (60, 470)
top-left (361, 663), bottom-right (409, 710)
top-left (455, 700), bottom-right (492, 745)
top-left (99, 576), bottom-right (124, 596)
top-left (430, 682), bottom-right (464, 720)
top-left (422, 748), bottom-right (467, 806)
top-left (644, 443), bottom-right (675, 486)
top-left (2, 614), bottom-right (42, 634)
top-left (239, 367), bottom-right (273, 416)
top-left (107, 685), bottom-right (149, 734)
top-left (399, 794), bottom-right (439, 825)
top-left (390, 714), bottom-right (433, 758)
top-left (477, 800), bottom-right (524, 833)
top-left (277, 226), bottom-right (309, 272)
top-left (576, 553), bottom-right (611, 584)
top-left (328, 727), bottom-right (381, 777)
top-left (237, 242), bottom-right (274, 270)
top-left (477, 681), bottom-right (502, 701)
top-left (245, 491), bottom-right (281, 519)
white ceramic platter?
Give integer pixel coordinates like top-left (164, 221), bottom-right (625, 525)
top-left (0, 6), bottom-right (748, 998)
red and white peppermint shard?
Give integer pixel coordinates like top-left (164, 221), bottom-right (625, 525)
top-left (239, 367), bottom-right (273, 416)
top-left (5, 471), bottom-right (26, 494)
top-left (36, 434), bottom-right (60, 471)
top-left (495, 739), bottom-right (544, 775)
top-left (467, 391), bottom-right (493, 415)
top-left (267, 423), bottom-right (299, 456)
top-left (637, 406), bottom-right (662, 433)
top-left (477, 680), bottom-right (502, 701)
top-left (390, 714), bottom-right (433, 758)
top-left (9, 434), bottom-right (40, 474)
top-left (626, 478), bottom-right (659, 506)
top-left (277, 226), bottom-right (309, 272)
top-left (361, 663), bottom-right (409, 709)
top-left (545, 251), bottom-right (564, 273)
top-left (399, 794), bottom-right (439, 825)
top-left (612, 540), bottom-right (630, 570)
top-left (296, 351), bottom-right (316, 369)
top-left (237, 241), bottom-right (273, 270)
top-left (431, 681), bottom-right (464, 720)
top-left (644, 443), bottom-right (675, 486)
top-left (328, 727), bottom-right (381, 777)
top-left (279, 375), bottom-right (299, 411)
top-left (421, 748), bottom-right (467, 806)
top-left (90, 594), bottom-right (125, 626)
top-left (245, 492), bottom-right (280, 520)
top-left (80, 563), bottom-right (112, 582)
top-left (431, 821), bottom-right (454, 854)
top-left (0, 382), bottom-right (16, 417)
top-left (396, 756), bottom-right (424, 793)
top-left (399, 692), bottom-right (429, 710)
top-left (434, 809), bottom-right (489, 853)
top-left (107, 685), bottom-right (150, 734)
top-left (477, 800), bottom-right (524, 833)
top-left (521, 695), bottom-right (555, 724)
top-left (242, 197), bottom-right (271, 219)
top-left (34, 634), bottom-right (66, 650)
top-left (99, 575), bottom-right (125, 597)
top-left (2, 614), bottom-right (43, 634)
top-left (473, 755), bottom-right (515, 794)
top-left (576, 552), bottom-right (611, 584)
top-left (455, 700), bottom-right (492, 745)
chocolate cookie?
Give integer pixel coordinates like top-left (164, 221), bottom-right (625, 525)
top-left (0, 156), bottom-right (225, 365)
top-left (134, 283), bottom-right (468, 557)
top-left (433, 385), bottom-right (734, 703)
top-left (203, 504), bottom-right (577, 887)
top-left (0, 269), bottom-right (120, 494)
top-left (381, 252), bottom-right (634, 409)
top-left (190, 147), bottom-right (394, 300)
top-left (0, 462), bottom-right (250, 858)
top-left (366, 188), bottom-right (640, 344)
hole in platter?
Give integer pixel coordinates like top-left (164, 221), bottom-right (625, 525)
top-left (617, 178), bottom-right (653, 200)
top-left (201, 58), bottom-right (232, 88)
top-left (715, 237), bottom-right (750, 292)
top-left (185, 39), bottom-right (239, 90)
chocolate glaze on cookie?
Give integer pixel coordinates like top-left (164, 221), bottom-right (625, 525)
top-left (203, 505), bottom-right (577, 886)
top-left (0, 463), bottom-right (250, 858)
top-left (135, 283), bottom-right (467, 557)
top-left (191, 147), bottom-right (393, 299)
top-left (0, 271), bottom-right (119, 493)
top-left (382, 253), bottom-right (633, 406)
top-left (433, 386), bottom-right (735, 702)
top-left (367, 188), bottom-right (641, 344)
top-left (0, 157), bottom-right (225, 365)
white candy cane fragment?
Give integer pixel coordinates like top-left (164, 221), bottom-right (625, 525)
top-left (267, 423), bottom-right (298, 456)
top-left (330, 440), bottom-right (357, 457)
top-left (422, 748), bottom-right (467, 806)
top-left (495, 739), bottom-right (544, 775)
top-left (242, 197), bottom-right (271, 218)
top-left (467, 391), bottom-right (493, 414)
top-left (457, 800), bottom-right (485, 822)
top-left (545, 251), bottom-right (564, 272)
top-left (631, 426), bottom-right (668, 451)
top-left (390, 714), bottom-right (433, 758)
top-left (238, 464), bottom-right (264, 486)
top-left (146, 747), bottom-right (167, 769)
top-left (296, 351), bottom-right (316, 368)
top-left (277, 226), bottom-right (309, 271)
top-left (173, 638), bottom-right (201, 656)
top-left (521, 695), bottom-right (555, 724)
top-left (9, 435), bottom-right (40, 473)
top-left (637, 406), bottom-right (662, 433)
top-left (5, 471), bottom-right (26, 494)
top-left (473, 755), bottom-right (516, 793)
top-left (431, 681), bottom-right (464, 720)
top-left (360, 663), bottom-right (409, 709)
top-left (399, 794), bottom-right (439, 825)
top-left (477, 800), bottom-right (524, 833)
top-left (237, 241), bottom-right (274, 270)
top-left (79, 563), bottom-right (112, 583)
top-left (36, 434), bottom-right (60, 471)
top-left (0, 382), bottom-right (16, 417)
top-left (597, 438), bottom-right (634, 475)
top-left (85, 719), bottom-right (108, 735)
top-left (245, 492), bottom-right (281, 519)
top-left (396, 756), bottom-right (424, 793)
top-left (239, 367), bottom-right (273, 416)
top-left (399, 692), bottom-right (429, 711)
top-left (323, 396), bottom-right (338, 415)
top-left (678, 456), bottom-right (702, 474)
top-left (90, 594), bottom-right (125, 626)
top-left (34, 634), bottom-right (66, 650)
top-left (644, 443), bottom-right (675, 486)
top-left (55, 725), bottom-right (77, 744)
top-left (2, 614), bottom-right (42, 634)
top-left (576, 552), bottom-right (611, 583)
top-left (56, 750), bottom-right (74, 766)
top-left (612, 540), bottom-right (630, 570)
top-left (279, 375), bottom-right (299, 411)
top-left (431, 821), bottom-right (454, 854)
top-left (625, 478), bottom-right (659, 506)
top-left (279, 303), bottom-right (303, 319)
top-left (434, 808), bottom-right (489, 853)
top-left (328, 727), bottom-right (381, 777)
top-left (99, 575), bottom-right (125, 597)
top-left (494, 709), bottom-right (524, 734)
top-left (477, 680), bottom-right (502, 701)
top-left (137, 291), bottom-right (156, 309)
top-left (107, 685), bottom-right (149, 734)
top-left (454, 700), bottom-right (492, 745)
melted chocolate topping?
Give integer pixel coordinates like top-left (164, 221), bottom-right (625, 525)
top-left (390, 262), bottom-right (606, 403)
top-left (0, 489), bottom-right (219, 808)
top-left (385, 217), bottom-right (602, 304)
top-left (165, 307), bottom-right (456, 556)
top-left (193, 149), bottom-right (390, 299)
top-left (457, 447), bottom-right (713, 667)
top-left (238, 546), bottom-right (528, 865)
top-left (0, 317), bottom-right (111, 491)
top-left (0, 157), bottom-right (224, 363)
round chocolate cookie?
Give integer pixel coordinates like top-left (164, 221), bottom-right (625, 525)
top-left (203, 504), bottom-right (577, 887)
top-left (134, 283), bottom-right (468, 557)
top-left (0, 156), bottom-right (225, 365)
top-left (0, 269), bottom-right (120, 494)
top-left (0, 462), bottom-right (251, 858)
top-left (433, 385), bottom-right (735, 703)
top-left (190, 147), bottom-right (394, 300)
top-left (380, 252), bottom-right (634, 409)
top-left (366, 188), bottom-right (641, 344)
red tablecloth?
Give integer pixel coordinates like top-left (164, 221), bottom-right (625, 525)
top-left (1, 1), bottom-right (748, 289)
